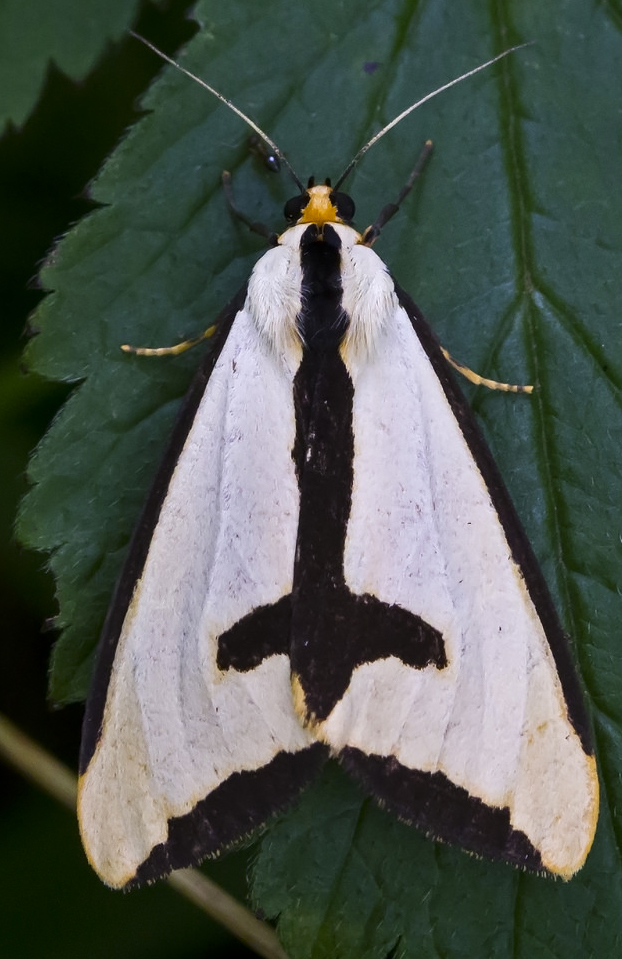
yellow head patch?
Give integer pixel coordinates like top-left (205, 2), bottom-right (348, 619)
top-left (298, 184), bottom-right (340, 225)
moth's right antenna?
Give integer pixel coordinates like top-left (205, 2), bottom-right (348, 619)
top-left (334, 44), bottom-right (531, 191)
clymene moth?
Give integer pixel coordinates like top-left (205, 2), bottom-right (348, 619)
top-left (77, 38), bottom-right (599, 889)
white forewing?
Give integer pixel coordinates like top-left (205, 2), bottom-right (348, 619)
top-left (79, 248), bottom-right (311, 888)
top-left (317, 226), bottom-right (597, 876)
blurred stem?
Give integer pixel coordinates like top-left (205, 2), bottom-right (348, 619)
top-left (0, 713), bottom-right (77, 811)
top-left (0, 714), bottom-right (289, 959)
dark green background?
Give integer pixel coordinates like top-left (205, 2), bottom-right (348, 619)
top-left (3, 0), bottom-right (622, 957)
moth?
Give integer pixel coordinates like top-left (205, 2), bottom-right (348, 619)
top-left (78, 40), bottom-right (599, 889)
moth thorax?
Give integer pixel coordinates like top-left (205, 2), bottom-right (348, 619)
top-left (246, 244), bottom-right (304, 361)
top-left (339, 242), bottom-right (397, 361)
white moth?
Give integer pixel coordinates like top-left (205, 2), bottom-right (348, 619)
top-left (78, 41), bottom-right (599, 889)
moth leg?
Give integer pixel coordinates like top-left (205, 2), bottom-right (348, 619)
top-left (121, 326), bottom-right (216, 357)
top-left (222, 171), bottom-right (279, 244)
top-left (361, 140), bottom-right (434, 246)
top-left (442, 348), bottom-right (533, 393)
top-left (247, 133), bottom-right (281, 172)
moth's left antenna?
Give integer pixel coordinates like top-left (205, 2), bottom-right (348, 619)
top-left (131, 32), bottom-right (304, 192)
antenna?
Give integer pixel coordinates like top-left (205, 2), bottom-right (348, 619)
top-left (333, 44), bottom-right (531, 190)
top-left (131, 32), bottom-right (304, 192)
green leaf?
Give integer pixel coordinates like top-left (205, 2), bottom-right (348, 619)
top-left (254, 765), bottom-right (617, 959)
top-left (17, 0), bottom-right (622, 956)
top-left (0, 0), bottom-right (151, 130)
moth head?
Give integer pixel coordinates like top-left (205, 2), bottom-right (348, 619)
top-left (130, 33), bottom-right (528, 238)
top-left (284, 177), bottom-right (356, 227)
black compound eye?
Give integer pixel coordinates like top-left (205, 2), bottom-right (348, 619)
top-left (330, 191), bottom-right (355, 222)
top-left (284, 194), bottom-right (308, 223)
